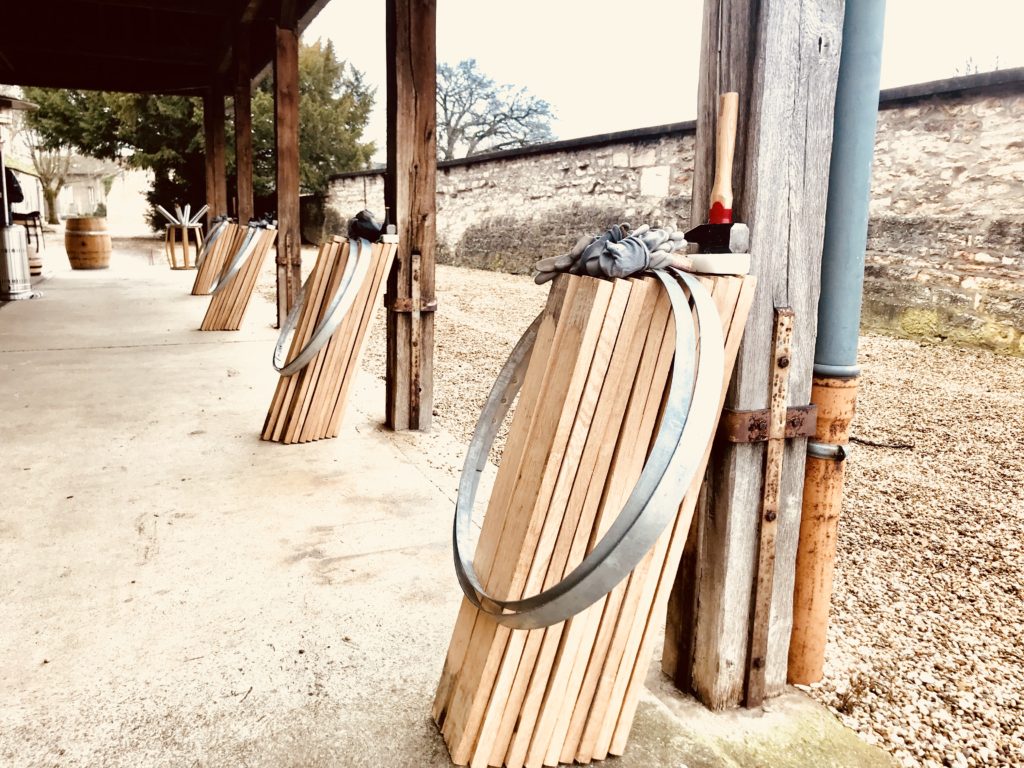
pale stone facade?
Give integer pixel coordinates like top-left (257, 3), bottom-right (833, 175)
top-left (329, 71), bottom-right (1024, 354)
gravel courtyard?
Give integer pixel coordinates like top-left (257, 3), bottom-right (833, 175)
top-left (361, 264), bottom-right (1024, 768)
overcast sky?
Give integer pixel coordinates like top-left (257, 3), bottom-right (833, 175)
top-left (306, 1), bottom-right (1024, 162)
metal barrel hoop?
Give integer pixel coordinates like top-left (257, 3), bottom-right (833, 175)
top-left (452, 270), bottom-right (724, 629)
top-left (209, 225), bottom-right (261, 295)
top-left (194, 218), bottom-right (228, 271)
top-left (271, 238), bottom-right (373, 376)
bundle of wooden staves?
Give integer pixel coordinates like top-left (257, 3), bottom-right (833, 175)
top-left (434, 269), bottom-right (756, 767)
top-left (191, 218), bottom-right (236, 296)
top-left (261, 235), bottom-right (397, 444)
top-left (198, 222), bottom-right (277, 331)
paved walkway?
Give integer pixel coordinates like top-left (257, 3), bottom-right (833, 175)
top-left (0, 249), bottom-right (891, 767)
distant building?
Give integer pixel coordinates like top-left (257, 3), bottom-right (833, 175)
top-left (55, 155), bottom-right (152, 236)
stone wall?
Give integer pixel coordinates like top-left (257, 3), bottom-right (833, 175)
top-left (329, 70), bottom-right (1024, 354)
top-left (330, 126), bottom-right (696, 273)
top-left (863, 78), bottom-right (1024, 354)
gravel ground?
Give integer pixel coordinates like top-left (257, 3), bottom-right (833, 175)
top-left (810, 336), bottom-right (1024, 768)
top-left (358, 264), bottom-right (1024, 768)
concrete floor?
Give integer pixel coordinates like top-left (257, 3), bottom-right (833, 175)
top-left (0, 249), bottom-right (892, 767)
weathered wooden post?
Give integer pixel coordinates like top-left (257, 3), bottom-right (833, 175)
top-left (234, 23), bottom-right (254, 224)
top-left (384, 0), bottom-right (437, 431)
top-left (662, 0), bottom-right (845, 709)
top-left (274, 6), bottom-right (301, 326)
top-left (203, 87), bottom-right (228, 227)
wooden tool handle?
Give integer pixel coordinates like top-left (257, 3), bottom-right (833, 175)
top-left (710, 92), bottom-right (739, 224)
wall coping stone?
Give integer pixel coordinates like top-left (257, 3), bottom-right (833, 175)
top-left (329, 67), bottom-right (1024, 183)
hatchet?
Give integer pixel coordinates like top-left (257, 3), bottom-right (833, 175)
top-left (685, 92), bottom-right (751, 275)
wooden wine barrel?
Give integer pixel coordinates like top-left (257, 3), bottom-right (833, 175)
top-left (65, 217), bottom-right (111, 270)
top-left (28, 252), bottom-right (43, 277)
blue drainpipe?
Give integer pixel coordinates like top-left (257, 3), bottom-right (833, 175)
top-left (814, 0), bottom-right (887, 381)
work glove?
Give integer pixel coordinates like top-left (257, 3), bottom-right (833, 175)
top-left (533, 224), bottom-right (688, 283)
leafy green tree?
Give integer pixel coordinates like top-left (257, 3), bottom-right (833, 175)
top-left (436, 59), bottom-right (554, 161)
top-left (22, 39), bottom-right (374, 230)
top-left (23, 88), bottom-right (213, 229)
top-left (252, 40), bottom-right (375, 197)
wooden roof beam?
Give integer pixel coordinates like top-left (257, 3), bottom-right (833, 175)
top-left (0, 63), bottom-right (209, 94)
top-left (66, 0), bottom-right (224, 16)
top-left (1, 42), bottom-right (209, 69)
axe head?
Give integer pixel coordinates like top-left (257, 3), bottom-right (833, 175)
top-left (684, 222), bottom-right (749, 254)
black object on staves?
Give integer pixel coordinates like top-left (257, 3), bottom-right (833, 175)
top-left (684, 222), bottom-right (749, 254)
top-left (347, 209), bottom-right (383, 242)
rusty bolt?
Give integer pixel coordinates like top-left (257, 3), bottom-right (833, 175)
top-left (765, 510), bottom-right (777, 522)
top-left (778, 355), bottom-right (790, 368)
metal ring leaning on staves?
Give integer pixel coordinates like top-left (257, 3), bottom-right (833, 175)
top-left (208, 225), bottom-right (261, 295)
top-left (452, 269), bottom-right (724, 629)
top-left (271, 238), bottom-right (371, 376)
top-left (194, 218), bottom-right (229, 271)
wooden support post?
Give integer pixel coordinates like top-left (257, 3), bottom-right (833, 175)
top-left (274, 20), bottom-right (301, 328)
top-left (662, 0), bottom-right (844, 710)
top-left (235, 24), bottom-right (254, 224)
top-left (203, 87), bottom-right (227, 227)
top-left (384, 0), bottom-right (437, 431)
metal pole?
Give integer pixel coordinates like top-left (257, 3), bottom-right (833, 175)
top-left (789, 0), bottom-right (886, 684)
top-left (813, 0), bottom-right (887, 378)
top-left (1, 140), bottom-right (11, 226)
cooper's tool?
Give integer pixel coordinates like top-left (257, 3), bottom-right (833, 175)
top-left (685, 92), bottom-right (751, 275)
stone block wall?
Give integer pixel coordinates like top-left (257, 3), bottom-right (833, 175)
top-left (329, 127), bottom-right (696, 274)
top-left (863, 83), bottom-right (1024, 354)
top-left (328, 70), bottom-right (1024, 354)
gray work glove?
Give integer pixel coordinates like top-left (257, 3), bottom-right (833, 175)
top-left (533, 223), bottom-right (687, 283)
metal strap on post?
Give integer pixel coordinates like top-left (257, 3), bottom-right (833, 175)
top-left (194, 218), bottom-right (229, 271)
top-left (452, 269), bottom-right (724, 629)
top-left (271, 237), bottom-right (372, 376)
top-left (208, 225), bottom-right (261, 294)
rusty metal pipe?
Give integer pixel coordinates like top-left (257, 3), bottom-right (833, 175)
top-left (788, 376), bottom-right (857, 683)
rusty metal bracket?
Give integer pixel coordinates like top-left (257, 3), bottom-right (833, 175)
top-left (720, 404), bottom-right (817, 444)
top-left (386, 295), bottom-right (438, 313)
top-left (745, 306), bottom-right (795, 709)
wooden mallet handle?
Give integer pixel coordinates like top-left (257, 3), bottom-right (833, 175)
top-left (709, 92), bottom-right (739, 224)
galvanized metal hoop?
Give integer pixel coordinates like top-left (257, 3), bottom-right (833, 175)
top-left (272, 238), bottom-right (371, 376)
top-left (194, 218), bottom-right (229, 271)
top-left (209, 225), bottom-right (261, 295)
top-left (452, 269), bottom-right (724, 629)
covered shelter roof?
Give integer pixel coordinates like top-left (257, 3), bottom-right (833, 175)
top-left (0, 0), bottom-right (328, 94)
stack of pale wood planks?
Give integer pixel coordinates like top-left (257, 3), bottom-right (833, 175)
top-left (191, 220), bottom-right (238, 296)
top-left (434, 270), bottom-right (755, 767)
top-left (261, 236), bottom-right (397, 444)
top-left (198, 225), bottom-right (277, 331)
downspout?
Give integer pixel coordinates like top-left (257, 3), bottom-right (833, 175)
top-left (788, 0), bottom-right (886, 684)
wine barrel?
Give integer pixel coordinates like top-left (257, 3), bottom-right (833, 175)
top-left (65, 217), bottom-right (111, 270)
top-left (28, 251), bottom-right (43, 277)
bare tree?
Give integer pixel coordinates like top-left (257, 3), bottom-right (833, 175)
top-left (436, 59), bottom-right (554, 161)
top-left (26, 129), bottom-right (72, 224)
